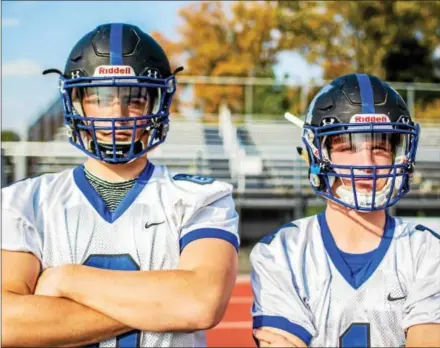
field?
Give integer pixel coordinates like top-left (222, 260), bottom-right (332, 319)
top-left (206, 276), bottom-right (255, 347)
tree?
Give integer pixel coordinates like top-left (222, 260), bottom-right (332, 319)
top-left (252, 68), bottom-right (292, 117)
top-left (151, 31), bottom-right (185, 115)
top-left (1, 130), bottom-right (20, 142)
top-left (275, 1), bottom-right (440, 81)
top-left (180, 1), bottom-right (277, 114)
top-left (275, 1), bottom-right (440, 121)
top-left (382, 35), bottom-right (440, 124)
top-left (155, 1), bottom-right (440, 120)
top-left (157, 1), bottom-right (291, 116)
top-left (383, 38), bottom-right (434, 83)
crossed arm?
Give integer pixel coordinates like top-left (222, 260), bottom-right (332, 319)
top-left (252, 322), bottom-right (440, 347)
top-left (405, 324), bottom-right (440, 347)
top-left (2, 250), bottom-right (130, 347)
top-left (1, 238), bottom-right (237, 347)
top-left (253, 327), bottom-right (307, 347)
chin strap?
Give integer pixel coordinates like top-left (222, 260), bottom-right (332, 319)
top-left (89, 140), bottom-right (145, 160)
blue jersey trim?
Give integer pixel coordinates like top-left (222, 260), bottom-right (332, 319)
top-left (180, 228), bottom-right (239, 252)
top-left (259, 222), bottom-right (297, 245)
top-left (356, 73), bottom-right (375, 113)
top-left (73, 161), bottom-right (155, 223)
top-left (253, 315), bottom-right (313, 345)
top-left (415, 224), bottom-right (440, 240)
top-left (318, 211), bottom-right (395, 290)
top-left (110, 23), bottom-right (123, 65)
top-left (339, 248), bottom-right (377, 276)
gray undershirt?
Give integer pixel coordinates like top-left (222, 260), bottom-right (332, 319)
top-left (84, 167), bottom-right (137, 212)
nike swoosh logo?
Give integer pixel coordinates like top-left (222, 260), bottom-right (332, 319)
top-left (387, 293), bottom-right (407, 301)
top-left (144, 221), bottom-right (165, 229)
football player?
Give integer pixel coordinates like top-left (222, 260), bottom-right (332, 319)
top-left (251, 74), bottom-right (440, 347)
top-left (2, 23), bottom-right (239, 347)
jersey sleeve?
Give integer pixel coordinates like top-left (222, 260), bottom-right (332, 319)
top-left (179, 193), bottom-right (239, 253)
top-left (1, 179), bottom-right (43, 261)
top-left (2, 208), bottom-right (42, 261)
top-left (250, 231), bottom-right (316, 346)
top-left (402, 225), bottom-right (440, 329)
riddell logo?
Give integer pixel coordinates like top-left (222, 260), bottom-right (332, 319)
top-left (94, 65), bottom-right (135, 76)
top-left (350, 114), bottom-right (390, 123)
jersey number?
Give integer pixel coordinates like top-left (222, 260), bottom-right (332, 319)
top-left (339, 323), bottom-right (370, 348)
top-left (83, 254), bottom-right (141, 348)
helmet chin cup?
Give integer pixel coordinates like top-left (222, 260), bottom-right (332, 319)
top-left (88, 139), bottom-right (145, 161)
top-left (334, 175), bottom-right (403, 211)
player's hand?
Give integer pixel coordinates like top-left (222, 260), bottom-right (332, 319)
top-left (253, 328), bottom-right (298, 347)
top-left (34, 265), bottom-right (72, 297)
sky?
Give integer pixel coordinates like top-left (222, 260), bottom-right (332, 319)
top-left (1, 1), bottom-right (322, 136)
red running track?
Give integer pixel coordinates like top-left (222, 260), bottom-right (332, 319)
top-left (206, 276), bottom-right (256, 347)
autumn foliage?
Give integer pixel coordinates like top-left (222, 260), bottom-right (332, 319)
top-left (153, 0), bottom-right (440, 120)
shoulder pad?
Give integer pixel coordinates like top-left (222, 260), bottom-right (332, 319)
top-left (173, 173), bottom-right (216, 185)
top-left (259, 222), bottom-right (298, 245)
top-left (415, 224), bottom-right (440, 240)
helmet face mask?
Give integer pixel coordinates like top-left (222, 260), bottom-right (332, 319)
top-left (325, 132), bottom-right (403, 191)
top-left (302, 74), bottom-right (420, 212)
top-left (56, 23), bottom-right (178, 164)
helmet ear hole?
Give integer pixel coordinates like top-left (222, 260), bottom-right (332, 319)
top-left (308, 162), bottom-right (333, 192)
top-left (309, 169), bottom-right (326, 191)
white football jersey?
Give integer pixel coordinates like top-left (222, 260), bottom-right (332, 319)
top-left (251, 212), bottom-right (440, 347)
top-left (2, 162), bottom-right (240, 347)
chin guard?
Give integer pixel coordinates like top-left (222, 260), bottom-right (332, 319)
top-left (89, 140), bottom-right (145, 160)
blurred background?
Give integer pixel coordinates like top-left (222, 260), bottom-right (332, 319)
top-left (2, 1), bottom-right (440, 345)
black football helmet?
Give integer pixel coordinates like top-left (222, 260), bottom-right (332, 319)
top-left (301, 73), bottom-right (420, 211)
top-left (44, 23), bottom-right (181, 163)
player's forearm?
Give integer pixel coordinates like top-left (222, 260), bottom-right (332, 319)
top-left (2, 291), bottom-right (132, 347)
top-left (405, 324), bottom-right (440, 347)
top-left (61, 265), bottom-right (222, 332)
top-left (406, 336), bottom-right (440, 347)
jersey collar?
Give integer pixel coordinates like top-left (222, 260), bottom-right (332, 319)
top-left (318, 211), bottom-right (395, 290)
top-left (73, 161), bottom-right (155, 223)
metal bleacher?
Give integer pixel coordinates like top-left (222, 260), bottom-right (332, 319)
top-left (244, 120), bottom-right (308, 191)
top-left (150, 120), bottom-right (208, 175)
top-left (239, 119), bottom-right (440, 195)
top-left (27, 120), bottom-right (233, 184)
top-left (202, 125), bottom-right (231, 182)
